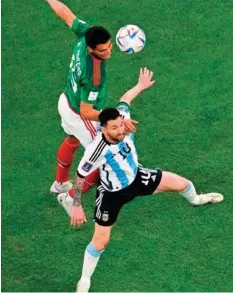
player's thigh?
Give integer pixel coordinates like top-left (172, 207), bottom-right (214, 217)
top-left (136, 167), bottom-right (162, 196)
top-left (153, 171), bottom-right (189, 194)
top-left (58, 93), bottom-right (97, 147)
top-left (92, 223), bottom-right (113, 250)
top-left (94, 186), bottom-right (125, 227)
top-left (61, 116), bottom-right (95, 147)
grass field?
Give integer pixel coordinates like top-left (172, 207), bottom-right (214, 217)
top-left (2, 0), bottom-right (233, 292)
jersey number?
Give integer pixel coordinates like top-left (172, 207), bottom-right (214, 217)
top-left (139, 168), bottom-right (151, 186)
top-left (118, 143), bottom-right (131, 160)
top-left (69, 54), bottom-right (81, 93)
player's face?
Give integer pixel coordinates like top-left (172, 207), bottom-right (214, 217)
top-left (92, 40), bottom-right (113, 60)
top-left (103, 117), bottom-right (125, 143)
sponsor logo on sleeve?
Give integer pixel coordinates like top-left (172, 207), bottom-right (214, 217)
top-left (81, 161), bottom-right (93, 172)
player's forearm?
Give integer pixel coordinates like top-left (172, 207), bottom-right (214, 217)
top-left (46, 0), bottom-right (76, 27)
top-left (80, 108), bottom-right (100, 121)
top-left (73, 172), bottom-right (85, 206)
top-left (120, 84), bottom-right (143, 105)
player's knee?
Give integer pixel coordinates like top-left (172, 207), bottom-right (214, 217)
top-left (178, 177), bottom-right (189, 192)
top-left (66, 135), bottom-right (80, 144)
top-left (92, 232), bottom-right (110, 251)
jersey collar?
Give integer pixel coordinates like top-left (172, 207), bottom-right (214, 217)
top-left (91, 53), bottom-right (104, 62)
top-left (102, 133), bottom-right (111, 145)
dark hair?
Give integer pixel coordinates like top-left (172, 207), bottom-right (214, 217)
top-left (85, 26), bottom-right (111, 49)
top-left (99, 108), bottom-right (121, 126)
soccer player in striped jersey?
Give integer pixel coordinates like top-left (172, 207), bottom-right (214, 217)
top-left (57, 67), bottom-right (155, 213)
top-left (58, 68), bottom-right (224, 292)
top-left (46, 0), bottom-right (137, 194)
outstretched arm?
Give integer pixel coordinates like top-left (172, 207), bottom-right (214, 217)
top-left (45, 0), bottom-right (76, 28)
top-left (119, 67), bottom-right (155, 132)
top-left (120, 67), bottom-right (155, 105)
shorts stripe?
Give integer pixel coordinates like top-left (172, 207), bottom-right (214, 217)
top-left (80, 116), bottom-right (96, 139)
top-left (85, 118), bottom-right (96, 137)
top-left (96, 189), bottom-right (104, 219)
top-left (63, 92), bottom-right (96, 139)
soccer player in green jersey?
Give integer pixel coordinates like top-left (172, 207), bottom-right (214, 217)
top-left (46, 0), bottom-right (137, 194)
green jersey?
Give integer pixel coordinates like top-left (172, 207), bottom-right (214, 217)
top-left (64, 18), bottom-right (107, 113)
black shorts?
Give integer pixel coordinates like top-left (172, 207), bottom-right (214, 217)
top-left (94, 167), bottom-right (162, 226)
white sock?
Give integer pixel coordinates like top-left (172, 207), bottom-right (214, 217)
top-left (179, 181), bottom-right (199, 204)
top-left (81, 242), bottom-right (104, 280)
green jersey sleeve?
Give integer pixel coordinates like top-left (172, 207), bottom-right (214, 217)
top-left (71, 18), bottom-right (91, 37)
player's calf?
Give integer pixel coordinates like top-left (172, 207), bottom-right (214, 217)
top-left (154, 171), bottom-right (224, 206)
top-left (55, 137), bottom-right (80, 183)
top-left (92, 223), bottom-right (112, 251)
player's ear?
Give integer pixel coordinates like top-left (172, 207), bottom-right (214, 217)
top-left (87, 46), bottom-right (94, 53)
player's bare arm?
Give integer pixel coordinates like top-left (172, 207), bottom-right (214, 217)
top-left (120, 67), bottom-right (155, 105)
top-left (46, 0), bottom-right (76, 28)
top-left (79, 68), bottom-right (154, 127)
top-left (120, 67), bottom-right (155, 132)
top-left (70, 172), bottom-right (87, 227)
top-left (80, 102), bottom-right (100, 121)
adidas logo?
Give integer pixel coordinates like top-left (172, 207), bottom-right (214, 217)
top-left (151, 175), bottom-right (157, 182)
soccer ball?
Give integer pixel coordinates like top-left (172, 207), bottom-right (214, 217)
top-left (115, 25), bottom-right (146, 54)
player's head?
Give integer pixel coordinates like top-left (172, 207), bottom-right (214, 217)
top-left (99, 108), bottom-right (125, 143)
top-left (85, 26), bottom-right (112, 60)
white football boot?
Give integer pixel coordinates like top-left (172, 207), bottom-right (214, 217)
top-left (50, 180), bottom-right (73, 194)
top-left (57, 192), bottom-right (73, 217)
top-left (191, 193), bottom-right (224, 206)
top-left (76, 278), bottom-right (91, 292)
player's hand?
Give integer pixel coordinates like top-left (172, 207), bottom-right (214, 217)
top-left (124, 118), bottom-right (138, 133)
top-left (70, 205), bottom-right (87, 227)
top-left (137, 67), bottom-right (155, 91)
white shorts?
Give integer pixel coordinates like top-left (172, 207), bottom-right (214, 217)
top-left (58, 93), bottom-right (99, 148)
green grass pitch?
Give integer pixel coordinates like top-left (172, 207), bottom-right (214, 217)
top-left (2, 0), bottom-right (233, 291)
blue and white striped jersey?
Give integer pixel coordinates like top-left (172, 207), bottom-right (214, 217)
top-left (77, 103), bottom-right (139, 192)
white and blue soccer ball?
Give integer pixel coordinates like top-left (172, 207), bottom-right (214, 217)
top-left (115, 24), bottom-right (146, 54)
